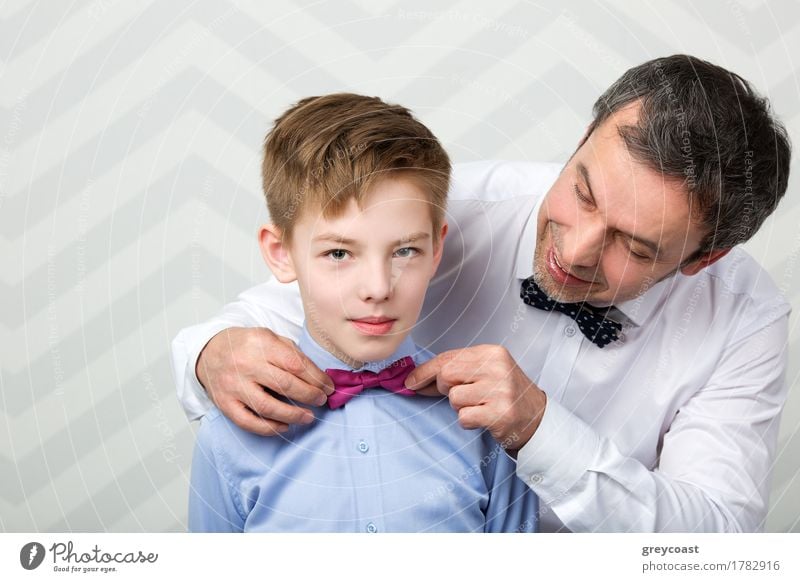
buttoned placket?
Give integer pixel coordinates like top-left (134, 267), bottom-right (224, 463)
top-left (536, 314), bottom-right (584, 404)
top-left (342, 392), bottom-right (386, 533)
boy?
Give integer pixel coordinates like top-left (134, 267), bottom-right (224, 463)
top-left (188, 93), bottom-right (537, 532)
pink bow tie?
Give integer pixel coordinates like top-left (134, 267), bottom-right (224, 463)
top-left (325, 356), bottom-right (416, 409)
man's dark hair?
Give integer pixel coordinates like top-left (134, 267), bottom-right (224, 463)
top-left (588, 54), bottom-right (791, 257)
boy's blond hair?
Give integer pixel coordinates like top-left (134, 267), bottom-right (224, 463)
top-left (262, 93), bottom-right (450, 241)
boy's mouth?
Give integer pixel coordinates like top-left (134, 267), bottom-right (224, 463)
top-left (350, 317), bottom-right (396, 336)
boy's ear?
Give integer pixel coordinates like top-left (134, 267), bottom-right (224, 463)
top-left (258, 224), bottom-right (297, 283)
top-left (680, 248), bottom-right (731, 276)
top-left (431, 222), bottom-right (449, 272)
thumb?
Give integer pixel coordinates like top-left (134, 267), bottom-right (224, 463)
top-left (405, 356), bottom-right (442, 391)
top-left (413, 385), bottom-right (443, 397)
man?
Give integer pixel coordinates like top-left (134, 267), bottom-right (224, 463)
top-left (172, 55), bottom-right (792, 532)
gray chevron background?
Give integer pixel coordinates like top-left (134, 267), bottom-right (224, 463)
top-left (1, 0), bottom-right (799, 532)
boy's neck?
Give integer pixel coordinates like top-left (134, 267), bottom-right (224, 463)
top-left (305, 322), bottom-right (364, 369)
top-left (300, 323), bottom-right (417, 373)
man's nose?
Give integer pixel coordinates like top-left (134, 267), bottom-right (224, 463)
top-left (357, 259), bottom-right (393, 302)
top-left (560, 222), bottom-right (605, 269)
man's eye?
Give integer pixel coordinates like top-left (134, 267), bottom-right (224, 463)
top-left (325, 249), bottom-right (349, 261)
top-left (573, 184), bottom-right (592, 205)
top-left (394, 247), bottom-right (419, 258)
top-left (630, 248), bottom-right (652, 261)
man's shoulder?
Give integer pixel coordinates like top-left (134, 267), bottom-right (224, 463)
top-left (683, 247), bottom-right (791, 337)
top-left (450, 160), bottom-right (562, 203)
top-left (703, 247), bottom-right (788, 310)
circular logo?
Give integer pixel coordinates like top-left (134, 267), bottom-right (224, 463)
top-left (20, 542), bottom-right (46, 570)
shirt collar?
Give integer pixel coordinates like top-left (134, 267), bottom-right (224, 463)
top-left (514, 195), bottom-right (545, 281)
top-left (298, 324), bottom-right (419, 373)
top-left (611, 273), bottom-right (674, 327)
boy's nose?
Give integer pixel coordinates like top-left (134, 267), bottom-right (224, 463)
top-left (357, 260), bottom-right (393, 302)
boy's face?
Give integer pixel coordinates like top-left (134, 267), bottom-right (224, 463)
top-left (260, 176), bottom-right (447, 368)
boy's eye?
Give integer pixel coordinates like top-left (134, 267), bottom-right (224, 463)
top-left (394, 247), bottom-right (419, 258)
top-left (325, 249), bottom-right (350, 261)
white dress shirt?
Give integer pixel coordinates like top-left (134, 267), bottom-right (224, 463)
top-left (172, 161), bottom-right (790, 532)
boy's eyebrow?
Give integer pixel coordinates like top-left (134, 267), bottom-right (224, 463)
top-left (312, 233), bottom-right (359, 245)
top-left (396, 232), bottom-right (431, 244)
top-left (312, 232), bottom-right (431, 245)
top-left (576, 161), bottom-right (662, 258)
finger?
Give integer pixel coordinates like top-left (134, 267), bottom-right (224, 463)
top-left (404, 357), bottom-right (444, 391)
top-left (237, 383), bottom-right (316, 425)
top-left (413, 383), bottom-right (443, 397)
top-left (275, 335), bottom-right (296, 347)
top-left (405, 350), bottom-right (464, 390)
top-left (271, 339), bottom-right (335, 395)
top-left (258, 363), bottom-right (330, 407)
top-left (438, 354), bottom-right (502, 387)
top-left (457, 405), bottom-right (488, 431)
top-left (447, 383), bottom-right (486, 410)
top-left (224, 400), bottom-right (292, 437)
top-left (408, 349), bottom-right (489, 392)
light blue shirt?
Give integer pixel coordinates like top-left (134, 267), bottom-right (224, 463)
top-left (188, 326), bottom-right (538, 532)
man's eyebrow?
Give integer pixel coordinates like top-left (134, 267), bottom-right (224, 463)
top-left (577, 161), bottom-right (662, 257)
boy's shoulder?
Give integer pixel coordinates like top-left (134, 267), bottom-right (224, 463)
top-left (196, 405), bottom-right (271, 454)
top-left (198, 405), bottom-right (229, 432)
top-left (411, 343), bottom-right (436, 366)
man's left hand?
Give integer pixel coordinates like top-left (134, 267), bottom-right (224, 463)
top-left (405, 345), bottom-right (547, 450)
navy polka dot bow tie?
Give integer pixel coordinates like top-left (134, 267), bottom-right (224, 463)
top-left (520, 276), bottom-right (622, 348)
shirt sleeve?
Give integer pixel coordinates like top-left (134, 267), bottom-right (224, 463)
top-left (171, 279), bottom-right (305, 420)
top-left (482, 435), bottom-right (539, 532)
top-left (515, 301), bottom-right (790, 532)
top-left (188, 413), bottom-right (247, 532)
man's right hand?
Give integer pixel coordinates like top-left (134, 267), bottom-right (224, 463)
top-left (196, 327), bottom-right (335, 436)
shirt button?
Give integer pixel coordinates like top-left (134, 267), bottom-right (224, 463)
top-left (366, 522), bottom-right (377, 533)
top-left (564, 325), bottom-right (576, 337)
top-left (357, 440), bottom-right (369, 453)
top-left (529, 474), bottom-right (543, 485)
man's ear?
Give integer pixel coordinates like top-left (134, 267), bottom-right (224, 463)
top-left (680, 248), bottom-right (731, 276)
top-left (258, 224), bottom-right (297, 283)
top-left (431, 222), bottom-right (449, 272)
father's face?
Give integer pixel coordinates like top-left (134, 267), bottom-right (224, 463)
top-left (533, 104), bottom-right (707, 306)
